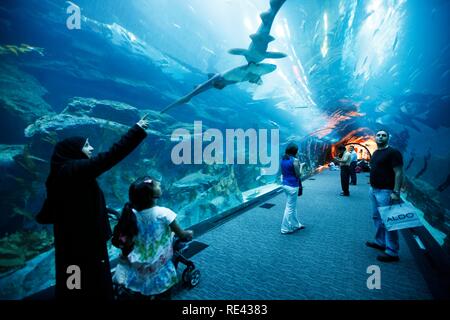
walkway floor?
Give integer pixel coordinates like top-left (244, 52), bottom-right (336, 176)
top-left (173, 170), bottom-right (432, 300)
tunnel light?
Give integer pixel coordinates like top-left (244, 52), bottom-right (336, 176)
top-left (321, 12), bottom-right (329, 58)
top-left (274, 23), bottom-right (285, 39)
top-left (244, 17), bottom-right (254, 31)
top-left (367, 0), bottom-right (382, 14)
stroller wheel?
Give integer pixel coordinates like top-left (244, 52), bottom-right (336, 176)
top-left (182, 267), bottom-right (201, 288)
top-left (189, 269), bottom-right (201, 287)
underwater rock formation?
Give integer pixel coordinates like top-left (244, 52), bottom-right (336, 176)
top-left (0, 63), bottom-right (54, 144)
top-left (1, 94), bottom-right (254, 234)
top-left (170, 165), bottom-right (244, 228)
top-left (0, 248), bottom-right (55, 300)
top-left (404, 177), bottom-right (450, 255)
top-left (62, 97), bottom-right (141, 125)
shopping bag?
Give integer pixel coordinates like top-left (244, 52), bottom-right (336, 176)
top-left (378, 202), bottom-right (422, 231)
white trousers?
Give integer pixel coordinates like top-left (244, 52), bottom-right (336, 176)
top-left (281, 185), bottom-right (303, 233)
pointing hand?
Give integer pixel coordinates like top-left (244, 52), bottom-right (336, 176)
top-left (137, 114), bottom-right (150, 130)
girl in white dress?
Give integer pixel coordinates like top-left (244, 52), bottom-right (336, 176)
top-left (113, 176), bottom-right (193, 299)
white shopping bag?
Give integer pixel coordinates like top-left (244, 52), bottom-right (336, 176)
top-left (378, 202), bottom-right (423, 231)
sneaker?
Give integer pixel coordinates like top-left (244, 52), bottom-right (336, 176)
top-left (340, 192), bottom-right (350, 196)
top-left (366, 241), bottom-right (386, 251)
top-left (281, 230), bottom-right (294, 234)
top-left (293, 225), bottom-right (305, 231)
top-left (377, 253), bottom-right (400, 262)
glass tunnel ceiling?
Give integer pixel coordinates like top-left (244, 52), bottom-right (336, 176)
top-left (1, 0), bottom-right (450, 300)
top-left (76, 0), bottom-right (450, 154)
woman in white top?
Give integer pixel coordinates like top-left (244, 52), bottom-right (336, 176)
top-left (113, 176), bottom-right (193, 299)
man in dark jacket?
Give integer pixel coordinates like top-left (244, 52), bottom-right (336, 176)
top-left (44, 116), bottom-right (149, 300)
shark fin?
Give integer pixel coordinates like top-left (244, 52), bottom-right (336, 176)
top-left (260, 11), bottom-right (273, 24)
top-left (249, 76), bottom-right (263, 85)
top-left (228, 48), bottom-right (248, 57)
top-left (265, 51), bottom-right (287, 59)
top-left (250, 33), bottom-right (275, 43)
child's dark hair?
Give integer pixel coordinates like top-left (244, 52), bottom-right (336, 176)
top-left (129, 176), bottom-right (158, 211)
top-left (111, 176), bottom-right (158, 256)
top-left (111, 202), bottom-right (138, 256)
top-left (283, 143), bottom-right (299, 160)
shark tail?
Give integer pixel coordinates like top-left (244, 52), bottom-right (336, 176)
top-left (160, 96), bottom-right (191, 114)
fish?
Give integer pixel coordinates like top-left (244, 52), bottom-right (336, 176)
top-left (0, 44), bottom-right (45, 56)
top-left (173, 171), bottom-right (218, 189)
top-left (160, 0), bottom-right (287, 113)
top-left (392, 33), bottom-right (399, 51)
top-left (308, 64), bottom-right (318, 75)
top-left (5, 45), bottom-right (19, 55)
top-left (228, 0), bottom-right (287, 63)
top-left (361, 56), bottom-right (368, 67)
top-left (12, 207), bottom-right (34, 220)
top-left (388, 64), bottom-right (397, 74)
top-left (269, 120), bottom-right (280, 128)
top-left (160, 63), bottom-right (277, 113)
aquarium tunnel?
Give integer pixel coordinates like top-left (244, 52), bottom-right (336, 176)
top-left (0, 0), bottom-right (449, 300)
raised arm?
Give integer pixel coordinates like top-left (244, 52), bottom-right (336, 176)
top-left (60, 116), bottom-right (149, 179)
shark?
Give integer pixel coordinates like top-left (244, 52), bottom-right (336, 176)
top-left (160, 62), bottom-right (277, 113)
top-left (228, 0), bottom-right (287, 63)
top-left (160, 0), bottom-right (287, 114)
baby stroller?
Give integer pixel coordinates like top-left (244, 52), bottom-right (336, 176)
top-left (173, 236), bottom-right (201, 288)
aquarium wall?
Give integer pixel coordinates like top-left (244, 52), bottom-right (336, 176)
top-left (1, 0), bottom-right (449, 299)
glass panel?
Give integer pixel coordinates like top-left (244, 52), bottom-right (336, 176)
top-left (0, 0), bottom-right (449, 299)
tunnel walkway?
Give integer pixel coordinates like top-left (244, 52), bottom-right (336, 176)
top-left (173, 170), bottom-right (432, 300)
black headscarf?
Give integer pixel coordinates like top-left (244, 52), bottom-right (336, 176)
top-left (50, 136), bottom-right (88, 169)
top-left (46, 136), bottom-right (88, 187)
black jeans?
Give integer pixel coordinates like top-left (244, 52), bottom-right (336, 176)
top-left (350, 161), bottom-right (357, 185)
top-left (340, 166), bottom-right (350, 195)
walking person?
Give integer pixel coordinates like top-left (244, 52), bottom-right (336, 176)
top-left (280, 143), bottom-right (305, 234)
top-left (334, 145), bottom-right (351, 196)
top-left (366, 129), bottom-right (404, 262)
top-left (349, 145), bottom-right (358, 185)
top-left (38, 115), bottom-right (150, 300)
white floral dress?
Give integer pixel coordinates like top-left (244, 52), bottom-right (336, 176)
top-left (113, 206), bottom-right (178, 296)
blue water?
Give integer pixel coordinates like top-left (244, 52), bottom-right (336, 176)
top-left (0, 0), bottom-right (449, 299)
